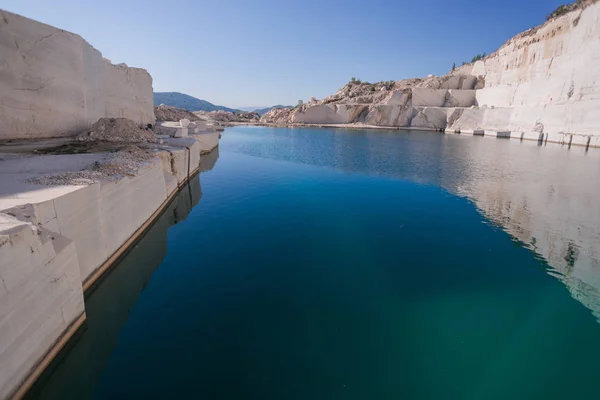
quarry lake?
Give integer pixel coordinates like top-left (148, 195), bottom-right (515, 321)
top-left (29, 126), bottom-right (600, 399)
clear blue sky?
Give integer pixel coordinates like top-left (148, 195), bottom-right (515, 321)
top-left (2, 0), bottom-right (564, 108)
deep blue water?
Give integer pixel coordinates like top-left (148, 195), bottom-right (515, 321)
top-left (30, 127), bottom-right (600, 399)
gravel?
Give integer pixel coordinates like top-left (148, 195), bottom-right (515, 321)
top-left (27, 171), bottom-right (107, 186)
top-left (77, 118), bottom-right (158, 143)
top-left (27, 146), bottom-right (157, 186)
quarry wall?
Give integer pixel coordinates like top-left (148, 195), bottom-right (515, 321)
top-left (0, 10), bottom-right (222, 398)
top-left (265, 2), bottom-right (600, 147)
top-left (0, 10), bottom-right (155, 140)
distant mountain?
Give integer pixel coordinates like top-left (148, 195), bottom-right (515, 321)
top-left (237, 106), bottom-right (264, 112)
top-left (153, 92), bottom-right (238, 113)
top-left (252, 105), bottom-right (293, 116)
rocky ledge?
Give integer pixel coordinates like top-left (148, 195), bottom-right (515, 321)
top-left (261, 0), bottom-right (600, 148)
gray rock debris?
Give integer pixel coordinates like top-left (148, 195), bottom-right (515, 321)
top-left (154, 104), bottom-right (200, 122)
top-left (78, 118), bottom-right (158, 143)
top-left (27, 145), bottom-right (156, 186)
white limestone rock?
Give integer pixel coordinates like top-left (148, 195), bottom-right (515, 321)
top-left (0, 212), bottom-right (84, 399)
top-left (0, 10), bottom-right (154, 140)
top-left (386, 90), bottom-right (412, 106)
top-left (155, 121), bottom-right (189, 137)
top-left (365, 105), bottom-right (415, 126)
top-left (411, 107), bottom-right (450, 129)
top-left (444, 90), bottom-right (477, 107)
top-left (291, 104), bottom-right (366, 124)
top-left (456, 1), bottom-right (600, 136)
top-left (411, 89), bottom-right (448, 107)
top-left (260, 1), bottom-right (600, 144)
top-left (447, 108), bottom-right (486, 131)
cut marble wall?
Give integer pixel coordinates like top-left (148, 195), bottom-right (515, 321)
top-left (0, 10), bottom-right (154, 140)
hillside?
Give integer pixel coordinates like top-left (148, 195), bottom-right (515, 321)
top-left (153, 92), bottom-right (238, 113)
top-left (261, 0), bottom-right (600, 148)
top-left (238, 105), bottom-right (293, 115)
top-left (252, 105), bottom-right (292, 116)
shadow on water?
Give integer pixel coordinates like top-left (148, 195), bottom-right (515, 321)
top-left (199, 147), bottom-right (219, 173)
top-left (24, 152), bottom-right (215, 399)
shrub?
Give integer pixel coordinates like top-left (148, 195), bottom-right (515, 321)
top-left (547, 4), bottom-right (572, 20)
top-left (470, 53), bottom-right (486, 63)
top-left (546, 0), bottom-right (593, 21)
top-left (369, 86), bottom-right (376, 92)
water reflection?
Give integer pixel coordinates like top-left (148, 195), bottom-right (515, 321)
top-left (226, 127), bottom-right (600, 319)
top-left (200, 147), bottom-right (219, 172)
top-left (440, 139), bottom-right (600, 320)
top-left (25, 170), bottom-right (208, 399)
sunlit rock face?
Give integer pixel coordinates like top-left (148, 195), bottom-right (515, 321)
top-left (0, 10), bottom-right (155, 140)
top-left (262, 1), bottom-right (600, 144)
top-left (451, 0), bottom-right (600, 137)
top-left (290, 104), bottom-right (367, 124)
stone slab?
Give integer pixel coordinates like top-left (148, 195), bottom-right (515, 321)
top-left (0, 214), bottom-right (83, 400)
top-left (411, 88), bottom-right (447, 107)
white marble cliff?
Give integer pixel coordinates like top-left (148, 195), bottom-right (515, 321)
top-left (0, 10), bottom-right (155, 140)
top-left (262, 0), bottom-right (600, 148)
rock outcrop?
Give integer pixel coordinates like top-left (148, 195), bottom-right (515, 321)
top-left (78, 118), bottom-right (158, 143)
top-left (0, 10), bottom-right (155, 140)
top-left (195, 110), bottom-right (260, 126)
top-left (154, 104), bottom-right (201, 122)
top-left (262, 0), bottom-right (600, 147)
top-left (154, 105), bottom-right (221, 138)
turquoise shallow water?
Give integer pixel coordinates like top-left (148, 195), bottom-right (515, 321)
top-left (29, 127), bottom-right (600, 399)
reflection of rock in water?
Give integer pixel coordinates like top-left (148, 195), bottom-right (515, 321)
top-left (438, 140), bottom-right (600, 321)
top-left (256, 127), bottom-right (600, 319)
top-left (25, 176), bottom-right (203, 400)
top-left (475, 185), bottom-right (600, 320)
top-left (231, 126), bottom-right (600, 319)
top-left (200, 147), bottom-right (219, 172)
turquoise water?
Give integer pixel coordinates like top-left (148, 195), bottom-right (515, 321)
top-left (30, 127), bottom-right (600, 399)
